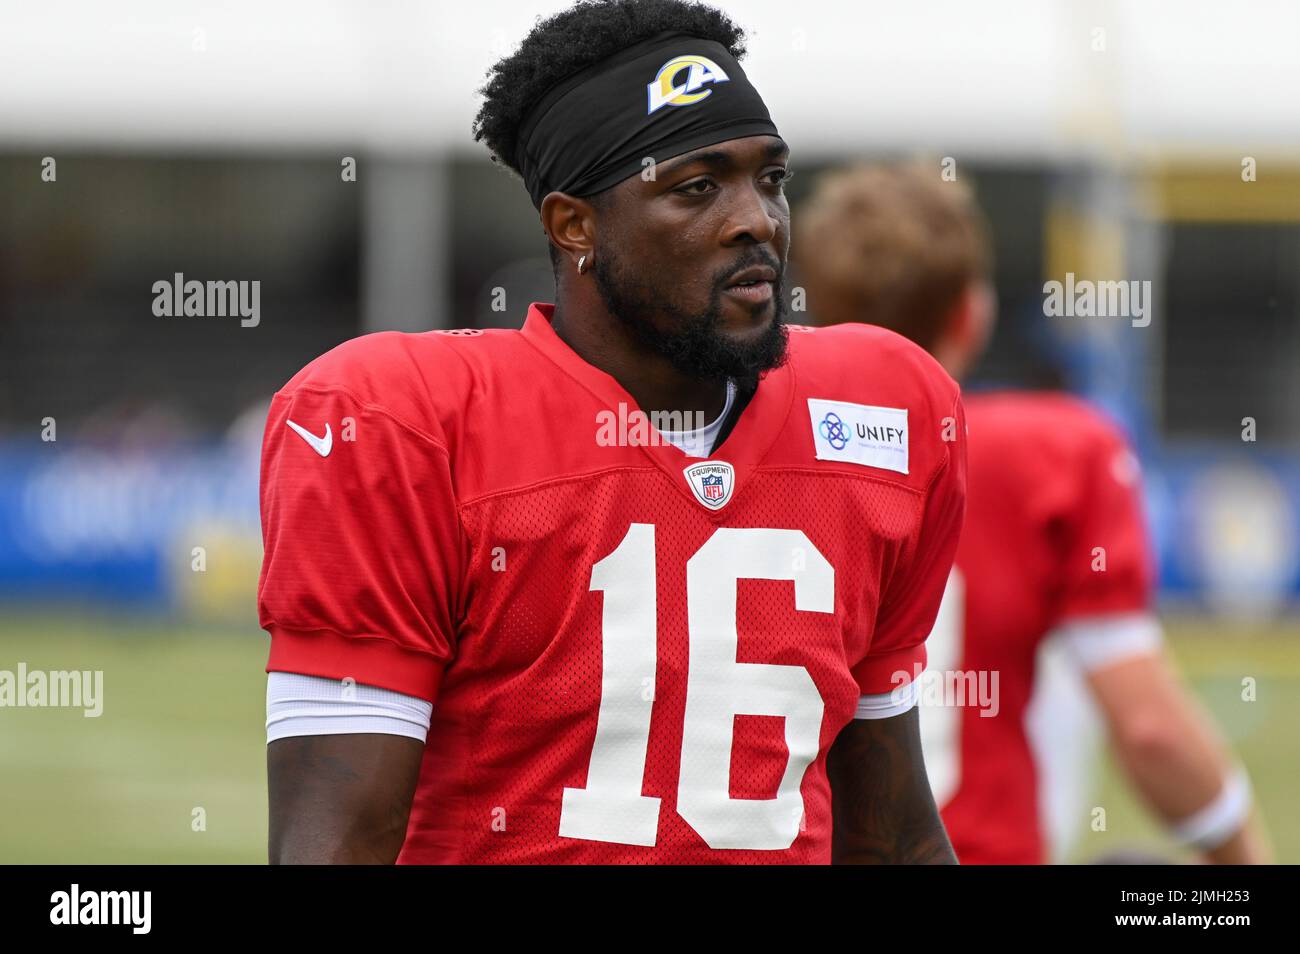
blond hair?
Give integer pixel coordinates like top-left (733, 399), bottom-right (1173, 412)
top-left (795, 162), bottom-right (992, 349)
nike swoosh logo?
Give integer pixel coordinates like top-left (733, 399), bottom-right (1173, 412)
top-left (286, 419), bottom-right (332, 457)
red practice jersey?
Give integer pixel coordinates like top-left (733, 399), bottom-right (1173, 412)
top-left (259, 303), bottom-right (966, 863)
top-left (921, 391), bottom-right (1156, 864)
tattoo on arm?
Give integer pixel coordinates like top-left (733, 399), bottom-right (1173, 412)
top-left (827, 708), bottom-right (957, 864)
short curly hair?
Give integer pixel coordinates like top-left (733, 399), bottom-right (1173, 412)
top-left (472, 0), bottom-right (746, 188)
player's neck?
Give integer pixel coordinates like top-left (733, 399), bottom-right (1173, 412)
top-left (550, 300), bottom-right (732, 423)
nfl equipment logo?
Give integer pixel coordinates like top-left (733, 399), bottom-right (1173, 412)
top-left (683, 461), bottom-right (735, 510)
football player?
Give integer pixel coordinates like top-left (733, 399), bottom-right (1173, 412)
top-left (796, 162), bottom-right (1271, 864)
top-left (261, 1), bottom-right (967, 863)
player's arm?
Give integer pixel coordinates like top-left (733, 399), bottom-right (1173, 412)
top-left (257, 368), bottom-right (462, 865)
top-left (1053, 423), bottom-right (1270, 863)
top-left (830, 388), bottom-right (967, 864)
top-left (1080, 640), bottom-right (1271, 864)
top-left (828, 707), bottom-right (956, 864)
top-left (269, 733), bottom-right (424, 864)
top-left (266, 671), bottom-right (435, 864)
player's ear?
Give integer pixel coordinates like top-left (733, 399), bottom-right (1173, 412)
top-left (966, 280), bottom-right (997, 354)
top-left (540, 191), bottom-right (598, 271)
top-left (937, 280), bottom-right (996, 379)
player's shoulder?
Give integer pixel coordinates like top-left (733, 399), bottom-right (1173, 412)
top-left (781, 322), bottom-right (961, 490)
top-left (277, 326), bottom-right (524, 399)
top-left (786, 321), bottom-right (961, 413)
top-left (274, 325), bottom-right (532, 436)
top-left (965, 389), bottom-right (1132, 458)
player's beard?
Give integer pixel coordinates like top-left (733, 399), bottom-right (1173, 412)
top-left (591, 249), bottom-right (789, 384)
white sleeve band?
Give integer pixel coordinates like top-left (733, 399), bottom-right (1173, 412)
top-left (1168, 767), bottom-right (1254, 852)
top-left (266, 671), bottom-right (433, 744)
top-left (854, 679), bottom-right (920, 720)
top-left (1052, 611), bottom-right (1164, 673)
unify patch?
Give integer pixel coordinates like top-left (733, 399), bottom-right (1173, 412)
top-left (807, 399), bottom-right (908, 475)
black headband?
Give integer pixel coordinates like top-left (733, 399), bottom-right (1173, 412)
top-left (515, 30), bottom-right (783, 209)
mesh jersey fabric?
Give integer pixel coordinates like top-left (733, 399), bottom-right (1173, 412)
top-left (259, 303), bottom-right (966, 863)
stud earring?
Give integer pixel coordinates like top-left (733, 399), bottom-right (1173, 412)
top-left (577, 254), bottom-right (588, 274)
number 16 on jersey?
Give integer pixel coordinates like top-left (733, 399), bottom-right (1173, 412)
top-left (559, 523), bottom-right (833, 850)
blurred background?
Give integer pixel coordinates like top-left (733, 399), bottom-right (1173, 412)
top-left (0, 0), bottom-right (1297, 862)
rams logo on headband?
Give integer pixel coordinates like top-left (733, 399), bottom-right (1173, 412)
top-left (646, 54), bottom-right (730, 115)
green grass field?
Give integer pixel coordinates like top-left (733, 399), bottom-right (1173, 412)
top-left (0, 613), bottom-right (267, 863)
top-left (1067, 617), bottom-right (1300, 864)
top-left (0, 612), bottom-right (1296, 863)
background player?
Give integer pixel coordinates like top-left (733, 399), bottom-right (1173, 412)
top-left (796, 162), bottom-right (1272, 864)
